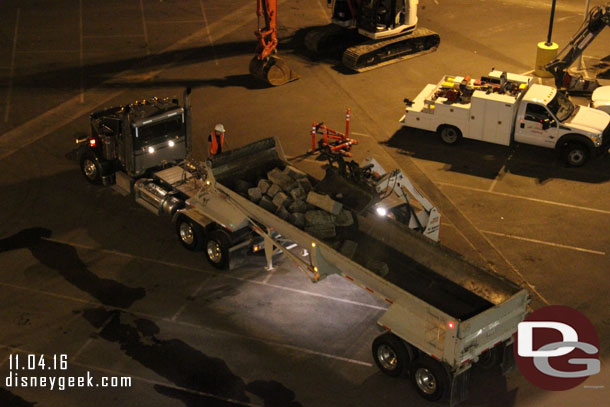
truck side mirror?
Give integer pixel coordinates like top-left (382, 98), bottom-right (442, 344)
top-left (75, 135), bottom-right (89, 144)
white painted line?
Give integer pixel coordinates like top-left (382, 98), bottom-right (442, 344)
top-left (480, 230), bottom-right (605, 255)
top-left (139, 0), bottom-right (150, 55)
top-left (488, 164), bottom-right (503, 192)
top-left (83, 34), bottom-right (146, 39)
top-left (437, 182), bottom-right (610, 215)
top-left (171, 280), bottom-right (207, 321)
top-left (200, 0), bottom-right (219, 65)
top-left (0, 282), bottom-right (373, 367)
top-left (0, 1), bottom-right (270, 161)
top-left (4, 8), bottom-right (20, 123)
top-left (262, 266), bottom-right (276, 284)
top-left (79, 0), bottom-right (84, 104)
top-left (72, 311), bottom-right (115, 361)
top-left (41, 236), bottom-right (387, 311)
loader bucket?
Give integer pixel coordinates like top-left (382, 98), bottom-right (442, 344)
top-left (249, 55), bottom-right (300, 86)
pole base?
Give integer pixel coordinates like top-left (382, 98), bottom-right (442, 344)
top-left (534, 41), bottom-right (559, 77)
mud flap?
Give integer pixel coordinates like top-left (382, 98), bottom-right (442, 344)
top-left (449, 369), bottom-right (470, 407)
top-left (501, 341), bottom-right (516, 375)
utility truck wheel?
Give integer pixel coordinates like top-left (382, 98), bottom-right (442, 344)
top-left (411, 356), bottom-right (449, 401)
top-left (176, 217), bottom-right (203, 251)
top-left (372, 332), bottom-right (410, 377)
top-left (437, 125), bottom-right (462, 145)
top-left (80, 153), bottom-right (102, 184)
top-left (204, 230), bottom-right (230, 270)
top-left (477, 347), bottom-right (500, 370)
top-left (562, 142), bottom-right (589, 167)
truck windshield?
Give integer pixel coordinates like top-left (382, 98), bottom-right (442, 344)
top-left (134, 117), bottom-right (182, 149)
top-left (547, 91), bottom-right (574, 122)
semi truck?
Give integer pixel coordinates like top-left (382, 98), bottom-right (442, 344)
top-left (400, 70), bottom-right (610, 167)
top-left (75, 90), bottom-right (529, 405)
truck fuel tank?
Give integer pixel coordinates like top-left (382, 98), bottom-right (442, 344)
top-left (134, 179), bottom-right (184, 216)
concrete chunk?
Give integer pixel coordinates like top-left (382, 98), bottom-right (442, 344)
top-left (247, 187), bottom-right (262, 203)
top-left (289, 187), bottom-right (306, 201)
top-left (289, 212), bottom-right (305, 228)
top-left (257, 179), bottom-right (271, 194)
top-left (367, 260), bottom-right (389, 278)
top-left (305, 223), bottom-right (336, 239)
top-left (275, 205), bottom-right (290, 221)
top-left (266, 183), bottom-right (282, 198)
top-left (305, 210), bottom-right (336, 226)
top-left (283, 165), bottom-right (308, 180)
top-left (272, 192), bottom-right (291, 208)
top-left (335, 209), bottom-right (354, 227)
top-left (340, 240), bottom-right (358, 259)
top-left (267, 168), bottom-right (296, 191)
top-left (259, 196), bottom-right (277, 213)
top-left (288, 199), bottom-right (308, 214)
top-left (306, 191), bottom-right (343, 216)
top-left (234, 179), bottom-right (252, 195)
top-left (296, 178), bottom-right (312, 193)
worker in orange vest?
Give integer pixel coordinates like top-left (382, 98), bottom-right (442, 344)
top-left (208, 123), bottom-right (225, 156)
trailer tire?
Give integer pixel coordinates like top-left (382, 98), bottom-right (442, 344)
top-left (411, 356), bottom-right (449, 401)
top-left (437, 125), bottom-right (462, 145)
top-left (175, 217), bottom-right (204, 251)
top-left (204, 230), bottom-right (231, 270)
top-left (80, 152), bottom-right (102, 184)
top-left (372, 332), bottom-right (411, 377)
top-left (477, 346), bottom-right (500, 370)
top-left (562, 142), bottom-right (589, 167)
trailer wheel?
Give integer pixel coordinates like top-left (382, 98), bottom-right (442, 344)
top-left (437, 125), bottom-right (462, 145)
top-left (204, 230), bottom-right (230, 270)
top-left (80, 153), bottom-right (102, 184)
top-left (477, 346), bottom-right (500, 370)
top-left (372, 332), bottom-right (411, 377)
top-left (411, 356), bottom-right (449, 401)
top-left (562, 142), bottom-right (589, 167)
top-left (175, 217), bottom-right (203, 251)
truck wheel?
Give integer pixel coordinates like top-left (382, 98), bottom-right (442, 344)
top-left (411, 356), bottom-right (449, 401)
top-left (175, 217), bottom-right (203, 251)
top-left (80, 153), bottom-right (102, 184)
top-left (204, 230), bottom-right (230, 270)
top-left (562, 142), bottom-right (589, 167)
top-left (477, 347), bottom-right (500, 370)
top-left (372, 332), bottom-right (411, 377)
top-left (437, 125), bottom-right (462, 145)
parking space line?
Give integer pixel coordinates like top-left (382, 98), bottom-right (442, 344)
top-left (480, 230), bottom-right (605, 255)
top-left (79, 0), bottom-right (84, 103)
top-left (437, 182), bottom-right (610, 215)
top-left (4, 8), bottom-right (20, 123)
top-left (0, 345), bottom-right (264, 407)
top-left (170, 280), bottom-right (207, 322)
top-left (200, 0), bottom-right (219, 65)
top-left (0, 281), bottom-right (373, 367)
top-left (41, 236), bottom-right (387, 311)
top-left (139, 0), bottom-right (150, 55)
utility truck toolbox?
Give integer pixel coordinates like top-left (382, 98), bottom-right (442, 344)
top-left (401, 70), bottom-right (610, 167)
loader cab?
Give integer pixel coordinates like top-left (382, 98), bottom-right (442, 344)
top-left (357, 0), bottom-right (415, 39)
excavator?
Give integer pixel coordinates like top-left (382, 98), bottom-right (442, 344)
top-left (249, 0), bottom-right (440, 85)
top-left (545, 3), bottom-right (610, 93)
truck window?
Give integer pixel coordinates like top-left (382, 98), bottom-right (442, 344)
top-left (134, 117), bottom-right (182, 149)
top-left (524, 104), bottom-right (552, 122)
top-left (547, 91), bottom-right (575, 122)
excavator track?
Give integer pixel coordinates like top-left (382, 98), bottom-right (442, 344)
top-left (304, 24), bottom-right (351, 56)
top-left (342, 27), bottom-right (440, 72)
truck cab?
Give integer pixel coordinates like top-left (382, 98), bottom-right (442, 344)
top-left (516, 84), bottom-right (610, 166)
top-left (77, 95), bottom-right (190, 184)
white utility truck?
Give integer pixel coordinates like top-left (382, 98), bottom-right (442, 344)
top-left (76, 91), bottom-right (529, 405)
top-left (401, 70), bottom-right (610, 166)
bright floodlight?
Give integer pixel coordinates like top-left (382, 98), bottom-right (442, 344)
top-left (147, 146), bottom-right (155, 154)
top-left (376, 207), bottom-right (387, 217)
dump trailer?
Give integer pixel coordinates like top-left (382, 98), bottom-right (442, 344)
top-left (188, 137), bottom-right (529, 405)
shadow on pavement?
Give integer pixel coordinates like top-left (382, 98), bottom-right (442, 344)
top-left (0, 387), bottom-right (36, 407)
top-left (0, 228), bottom-right (146, 309)
top-left (83, 308), bottom-right (302, 407)
top-left (383, 127), bottom-right (610, 184)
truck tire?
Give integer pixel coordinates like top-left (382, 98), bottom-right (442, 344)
top-left (175, 217), bottom-right (204, 251)
top-left (437, 125), bottom-right (462, 145)
top-left (372, 332), bottom-right (411, 377)
top-left (477, 346), bottom-right (500, 370)
top-left (562, 142), bottom-right (589, 167)
top-left (204, 230), bottom-right (231, 270)
top-left (80, 152), bottom-right (102, 184)
top-left (410, 356), bottom-right (449, 401)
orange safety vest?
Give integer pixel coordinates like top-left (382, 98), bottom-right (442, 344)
top-left (208, 131), bottom-right (225, 155)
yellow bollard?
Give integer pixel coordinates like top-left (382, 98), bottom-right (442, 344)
top-left (534, 41), bottom-right (559, 77)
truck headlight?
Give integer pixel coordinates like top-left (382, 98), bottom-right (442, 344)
top-left (147, 146), bottom-right (155, 154)
top-left (376, 207), bottom-right (388, 217)
top-left (168, 140), bottom-right (175, 147)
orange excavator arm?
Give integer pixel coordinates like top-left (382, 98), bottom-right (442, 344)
top-left (249, 0), bottom-right (299, 86)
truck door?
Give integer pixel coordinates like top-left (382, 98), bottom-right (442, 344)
top-left (515, 103), bottom-right (558, 147)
